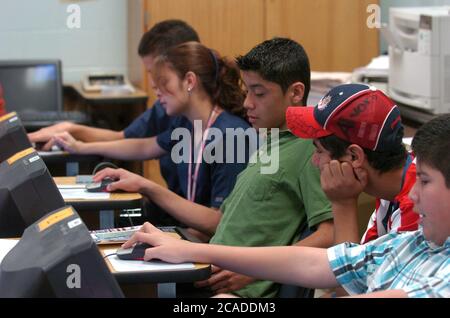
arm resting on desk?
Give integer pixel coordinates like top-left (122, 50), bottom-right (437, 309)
top-left (28, 122), bottom-right (124, 148)
top-left (124, 227), bottom-right (339, 290)
top-left (54, 133), bottom-right (166, 161)
top-left (94, 168), bottom-right (222, 236)
top-left (68, 123), bottom-right (124, 142)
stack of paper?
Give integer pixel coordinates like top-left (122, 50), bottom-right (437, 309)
top-left (58, 187), bottom-right (110, 200)
top-left (104, 248), bottom-right (195, 272)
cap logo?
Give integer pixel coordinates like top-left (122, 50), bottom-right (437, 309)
top-left (317, 95), bottom-right (332, 111)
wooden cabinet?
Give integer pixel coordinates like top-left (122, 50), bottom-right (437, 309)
top-left (265, 0), bottom-right (379, 71)
top-left (143, 0), bottom-right (379, 72)
top-left (144, 0), bottom-right (265, 59)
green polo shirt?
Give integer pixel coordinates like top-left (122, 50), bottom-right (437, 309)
top-left (210, 131), bottom-right (333, 298)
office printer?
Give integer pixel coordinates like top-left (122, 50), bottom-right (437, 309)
top-left (384, 6), bottom-right (450, 116)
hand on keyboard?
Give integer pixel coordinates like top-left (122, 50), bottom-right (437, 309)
top-left (52, 131), bottom-right (84, 154)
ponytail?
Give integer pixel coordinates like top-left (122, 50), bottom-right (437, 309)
top-left (154, 42), bottom-right (246, 119)
top-left (209, 51), bottom-right (246, 118)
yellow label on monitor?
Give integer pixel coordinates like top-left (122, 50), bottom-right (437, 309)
top-left (7, 148), bottom-right (36, 165)
top-left (38, 207), bottom-right (74, 232)
top-left (0, 112), bottom-right (17, 123)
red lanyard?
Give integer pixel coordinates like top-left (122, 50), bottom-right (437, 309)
top-left (187, 106), bottom-right (222, 202)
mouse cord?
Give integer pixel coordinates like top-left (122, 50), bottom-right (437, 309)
top-left (103, 253), bottom-right (117, 259)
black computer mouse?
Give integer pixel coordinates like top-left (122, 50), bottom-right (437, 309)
top-left (86, 178), bottom-right (115, 193)
top-left (116, 242), bottom-right (153, 261)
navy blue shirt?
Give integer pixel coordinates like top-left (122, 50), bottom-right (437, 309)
top-left (157, 111), bottom-right (251, 208)
top-left (124, 101), bottom-right (180, 195)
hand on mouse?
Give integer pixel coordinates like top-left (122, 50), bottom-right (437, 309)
top-left (93, 168), bottom-right (151, 193)
top-left (122, 222), bottom-right (193, 263)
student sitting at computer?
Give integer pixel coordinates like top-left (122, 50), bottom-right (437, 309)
top-left (286, 83), bottom-right (419, 246)
top-left (52, 42), bottom-right (251, 237)
top-left (28, 20), bottom-right (197, 147)
top-left (96, 38), bottom-right (334, 298)
top-left (288, 83), bottom-right (420, 297)
top-left (123, 114), bottom-right (450, 298)
top-left (28, 20), bottom-right (199, 185)
top-left (28, 20), bottom-right (198, 225)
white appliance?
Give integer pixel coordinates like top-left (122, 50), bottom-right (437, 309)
top-left (385, 6), bottom-right (450, 115)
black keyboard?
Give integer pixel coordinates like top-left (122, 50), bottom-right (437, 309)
top-left (18, 110), bottom-right (89, 130)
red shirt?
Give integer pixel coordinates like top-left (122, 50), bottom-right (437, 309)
top-left (361, 156), bottom-right (419, 244)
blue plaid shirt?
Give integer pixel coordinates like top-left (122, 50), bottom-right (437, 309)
top-left (328, 230), bottom-right (450, 298)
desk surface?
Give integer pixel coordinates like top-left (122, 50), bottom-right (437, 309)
top-left (54, 177), bottom-right (143, 210)
top-left (70, 83), bottom-right (148, 104)
top-left (99, 237), bottom-right (210, 284)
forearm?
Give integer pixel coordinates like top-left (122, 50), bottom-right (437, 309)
top-left (69, 124), bottom-right (124, 142)
top-left (141, 181), bottom-right (222, 235)
top-left (185, 244), bottom-right (339, 289)
top-left (295, 220), bottom-right (334, 248)
top-left (347, 289), bottom-right (408, 298)
top-left (77, 138), bottom-right (164, 160)
top-left (331, 200), bottom-right (360, 244)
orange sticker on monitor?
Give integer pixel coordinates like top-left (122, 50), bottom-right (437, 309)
top-left (7, 148), bottom-right (36, 165)
top-left (0, 112), bottom-right (17, 123)
top-left (38, 207), bottom-right (74, 232)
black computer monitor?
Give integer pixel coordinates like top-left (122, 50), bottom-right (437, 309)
top-left (0, 148), bottom-right (65, 238)
top-left (0, 60), bottom-right (63, 113)
top-left (0, 112), bottom-right (32, 163)
top-left (0, 206), bottom-right (124, 297)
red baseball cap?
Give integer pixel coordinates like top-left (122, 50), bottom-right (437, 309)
top-left (286, 83), bottom-right (404, 151)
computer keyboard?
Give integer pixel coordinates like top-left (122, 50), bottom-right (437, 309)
top-left (18, 110), bottom-right (89, 130)
top-left (90, 225), bottom-right (177, 244)
top-left (19, 110), bottom-right (88, 122)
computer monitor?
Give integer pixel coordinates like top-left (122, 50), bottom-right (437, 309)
top-left (0, 206), bottom-right (124, 297)
top-left (0, 60), bottom-right (63, 113)
top-left (0, 112), bottom-right (32, 163)
top-left (0, 148), bottom-right (65, 238)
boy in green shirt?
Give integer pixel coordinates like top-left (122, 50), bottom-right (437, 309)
top-left (107, 38), bottom-right (334, 297)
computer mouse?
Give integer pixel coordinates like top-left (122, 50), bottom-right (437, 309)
top-left (116, 242), bottom-right (153, 261)
top-left (85, 178), bottom-right (115, 193)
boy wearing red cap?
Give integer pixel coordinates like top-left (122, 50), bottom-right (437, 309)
top-left (286, 83), bottom-right (419, 245)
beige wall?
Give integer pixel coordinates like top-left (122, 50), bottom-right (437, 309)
top-left (127, 0), bottom-right (144, 87)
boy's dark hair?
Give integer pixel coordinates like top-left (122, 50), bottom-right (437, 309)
top-left (412, 114), bottom-right (450, 187)
top-left (236, 37), bottom-right (311, 105)
top-left (138, 20), bottom-right (200, 57)
top-left (319, 135), bottom-right (407, 173)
